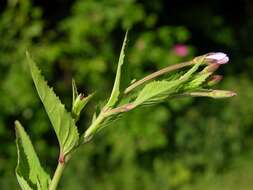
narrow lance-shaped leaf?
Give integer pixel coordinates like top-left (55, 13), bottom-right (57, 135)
top-left (84, 36), bottom-right (130, 140)
top-left (105, 31), bottom-right (128, 108)
top-left (15, 121), bottom-right (51, 190)
top-left (26, 52), bottom-right (79, 156)
top-left (72, 79), bottom-right (78, 108)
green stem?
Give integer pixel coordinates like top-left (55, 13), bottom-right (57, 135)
top-left (84, 113), bottom-right (106, 142)
top-left (49, 162), bottom-right (65, 190)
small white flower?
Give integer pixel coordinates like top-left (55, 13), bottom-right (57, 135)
top-left (205, 52), bottom-right (229, 64)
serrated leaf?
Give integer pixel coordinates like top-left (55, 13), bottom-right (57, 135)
top-left (133, 61), bottom-right (202, 106)
top-left (133, 80), bottom-right (180, 106)
top-left (26, 52), bottom-right (79, 155)
top-left (106, 31), bottom-right (128, 108)
top-left (15, 121), bottom-right (51, 190)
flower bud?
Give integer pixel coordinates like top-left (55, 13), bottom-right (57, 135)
top-left (201, 63), bottom-right (220, 74)
top-left (207, 75), bottom-right (223, 86)
top-left (72, 93), bottom-right (94, 120)
top-left (187, 90), bottom-right (236, 98)
top-left (205, 52), bottom-right (229, 64)
top-left (208, 90), bottom-right (237, 98)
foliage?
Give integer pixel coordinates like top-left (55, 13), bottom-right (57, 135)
top-left (15, 121), bottom-right (51, 190)
top-left (0, 0), bottom-right (252, 189)
top-left (26, 52), bottom-right (79, 156)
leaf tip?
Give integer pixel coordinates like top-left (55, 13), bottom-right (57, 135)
top-left (14, 120), bottom-right (21, 131)
top-left (15, 120), bottom-right (20, 125)
top-left (25, 50), bottom-right (32, 61)
top-left (14, 121), bottom-right (25, 140)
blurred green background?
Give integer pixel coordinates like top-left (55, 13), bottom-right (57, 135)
top-left (0, 0), bottom-right (253, 189)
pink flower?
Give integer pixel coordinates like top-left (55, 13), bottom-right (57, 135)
top-left (205, 52), bottom-right (229, 64)
top-left (173, 44), bottom-right (189, 57)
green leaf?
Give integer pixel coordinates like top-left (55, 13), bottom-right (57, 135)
top-left (133, 80), bottom-right (180, 106)
top-left (106, 31), bottom-right (128, 108)
top-left (92, 112), bottom-right (97, 123)
top-left (72, 93), bottom-right (94, 120)
top-left (15, 121), bottom-right (51, 190)
top-left (72, 79), bottom-right (78, 108)
top-left (183, 63), bottom-right (218, 90)
top-left (26, 52), bottom-right (79, 155)
top-left (185, 72), bottom-right (212, 90)
top-left (16, 175), bottom-right (34, 190)
top-left (133, 61), bottom-right (202, 106)
top-left (71, 79), bottom-right (94, 120)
